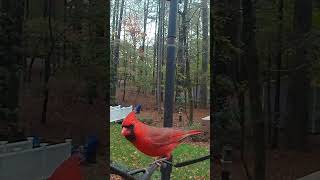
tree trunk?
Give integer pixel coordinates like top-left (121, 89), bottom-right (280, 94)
top-left (142, 0), bottom-right (150, 54)
top-left (27, 40), bottom-right (41, 82)
top-left (27, 57), bottom-right (36, 82)
top-left (176, 14), bottom-right (184, 104)
top-left (114, 0), bottom-right (120, 40)
top-left (186, 47), bottom-right (193, 125)
top-left (195, 18), bottom-right (200, 109)
top-left (199, 0), bottom-right (208, 108)
top-left (156, 0), bottom-right (165, 112)
top-left (63, 0), bottom-right (67, 67)
top-left (25, 0), bottom-right (29, 18)
top-left (153, 8), bottom-right (158, 95)
top-left (111, 0), bottom-right (125, 104)
top-left (122, 20), bottom-right (128, 102)
top-left (272, 0), bottom-right (284, 149)
top-left (267, 53), bottom-right (272, 146)
top-left (180, 0), bottom-right (192, 125)
top-left (137, 0), bottom-right (149, 90)
top-left (111, 0), bottom-right (118, 45)
top-left (286, 0), bottom-right (312, 150)
top-left (224, 0), bottom-right (251, 178)
top-left (41, 0), bottom-right (54, 124)
top-left (122, 53), bottom-right (128, 102)
top-left (71, 0), bottom-right (81, 74)
top-left (212, 0), bottom-right (227, 158)
top-left (242, 0), bottom-right (265, 179)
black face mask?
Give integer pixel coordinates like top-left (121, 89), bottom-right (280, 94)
top-left (122, 124), bottom-right (136, 142)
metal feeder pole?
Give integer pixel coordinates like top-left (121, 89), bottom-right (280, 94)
top-left (162, 0), bottom-right (178, 179)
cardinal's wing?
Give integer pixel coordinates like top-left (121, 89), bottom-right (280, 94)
top-left (144, 127), bottom-right (187, 147)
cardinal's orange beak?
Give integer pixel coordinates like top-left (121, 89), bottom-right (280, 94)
top-left (121, 127), bottom-right (131, 136)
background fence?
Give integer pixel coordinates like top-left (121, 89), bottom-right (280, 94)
top-left (110, 105), bottom-right (133, 122)
top-left (0, 139), bottom-right (72, 180)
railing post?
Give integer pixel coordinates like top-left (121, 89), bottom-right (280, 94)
top-left (27, 137), bottom-right (34, 148)
top-left (65, 139), bottom-right (72, 154)
top-left (0, 141), bottom-right (8, 153)
top-left (221, 145), bottom-right (232, 180)
top-left (40, 143), bottom-right (48, 177)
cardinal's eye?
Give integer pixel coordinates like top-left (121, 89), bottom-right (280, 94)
top-left (122, 124), bottom-right (134, 130)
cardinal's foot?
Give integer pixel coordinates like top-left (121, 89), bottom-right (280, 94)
top-left (152, 157), bottom-right (166, 166)
top-left (152, 157), bottom-right (172, 166)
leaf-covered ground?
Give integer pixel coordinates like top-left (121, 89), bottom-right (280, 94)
top-left (230, 138), bottom-right (320, 180)
top-left (110, 123), bottom-right (210, 179)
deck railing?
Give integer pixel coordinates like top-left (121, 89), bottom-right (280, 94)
top-left (0, 139), bottom-right (72, 180)
top-left (0, 137), bottom-right (34, 154)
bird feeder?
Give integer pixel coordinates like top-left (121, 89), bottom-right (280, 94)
top-left (178, 108), bottom-right (182, 121)
top-left (201, 116), bottom-right (210, 135)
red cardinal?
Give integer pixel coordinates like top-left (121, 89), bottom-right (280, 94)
top-left (48, 154), bottom-right (85, 180)
top-left (121, 112), bottom-right (202, 159)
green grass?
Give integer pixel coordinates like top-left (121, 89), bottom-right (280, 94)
top-left (110, 123), bottom-right (210, 179)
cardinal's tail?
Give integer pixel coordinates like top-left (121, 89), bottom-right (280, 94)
top-left (178, 130), bottom-right (203, 142)
top-left (186, 130), bottom-right (203, 136)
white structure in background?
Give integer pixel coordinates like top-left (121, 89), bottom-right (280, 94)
top-left (0, 139), bottom-right (72, 180)
top-left (0, 137), bottom-right (34, 154)
top-left (110, 105), bottom-right (133, 122)
top-left (201, 116), bottom-right (210, 134)
top-left (202, 116), bottom-right (210, 121)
